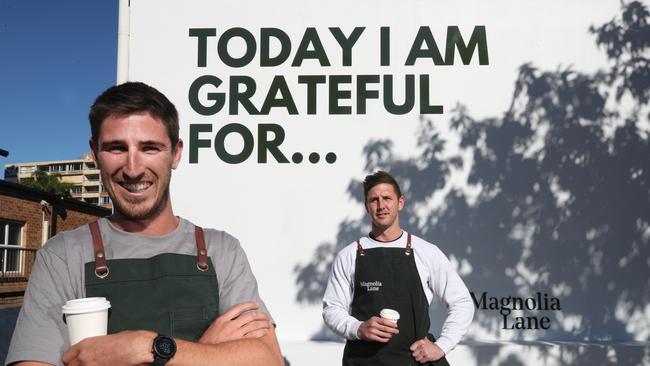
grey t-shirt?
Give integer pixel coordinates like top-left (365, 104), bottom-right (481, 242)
top-left (6, 218), bottom-right (270, 366)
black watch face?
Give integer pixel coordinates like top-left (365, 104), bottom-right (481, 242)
top-left (154, 337), bottom-right (176, 358)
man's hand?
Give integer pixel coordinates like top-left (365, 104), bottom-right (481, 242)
top-left (356, 316), bottom-right (399, 343)
top-left (409, 338), bottom-right (445, 363)
top-left (62, 330), bottom-right (154, 366)
top-left (60, 303), bottom-right (277, 366)
top-left (199, 301), bottom-right (272, 345)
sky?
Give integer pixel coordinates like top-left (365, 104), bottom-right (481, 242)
top-left (0, 0), bottom-right (118, 167)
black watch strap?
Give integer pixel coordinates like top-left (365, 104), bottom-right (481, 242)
top-left (152, 335), bottom-right (176, 366)
top-left (152, 356), bottom-right (168, 366)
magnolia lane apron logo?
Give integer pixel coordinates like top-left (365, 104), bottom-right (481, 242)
top-left (359, 281), bottom-right (383, 292)
top-left (471, 292), bottom-right (561, 330)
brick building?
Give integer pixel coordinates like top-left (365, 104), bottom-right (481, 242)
top-left (0, 179), bottom-right (110, 307)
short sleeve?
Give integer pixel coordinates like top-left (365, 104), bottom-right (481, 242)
top-left (208, 231), bottom-right (272, 321)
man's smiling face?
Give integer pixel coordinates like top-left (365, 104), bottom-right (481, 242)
top-left (92, 112), bottom-right (182, 221)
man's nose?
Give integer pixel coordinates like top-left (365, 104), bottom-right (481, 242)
top-left (123, 150), bottom-right (145, 179)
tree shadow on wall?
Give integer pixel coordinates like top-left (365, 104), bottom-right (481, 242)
top-left (294, 1), bottom-right (650, 365)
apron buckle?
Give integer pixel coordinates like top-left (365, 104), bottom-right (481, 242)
top-left (196, 262), bottom-right (209, 272)
top-left (95, 266), bottom-right (110, 279)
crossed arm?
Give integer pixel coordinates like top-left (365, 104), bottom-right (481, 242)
top-left (14, 302), bottom-right (283, 366)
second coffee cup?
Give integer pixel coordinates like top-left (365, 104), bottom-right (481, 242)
top-left (380, 308), bottom-right (400, 324)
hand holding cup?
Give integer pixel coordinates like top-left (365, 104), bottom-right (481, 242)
top-left (357, 309), bottom-right (400, 343)
top-left (62, 297), bottom-right (111, 345)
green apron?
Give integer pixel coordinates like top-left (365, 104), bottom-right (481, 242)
top-left (84, 221), bottom-right (220, 341)
top-left (343, 234), bottom-right (450, 366)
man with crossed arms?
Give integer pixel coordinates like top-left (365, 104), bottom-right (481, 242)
top-left (7, 82), bottom-right (282, 366)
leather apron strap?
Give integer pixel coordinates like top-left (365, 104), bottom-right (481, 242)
top-left (195, 225), bottom-right (209, 271)
top-left (89, 221), bottom-right (109, 278)
top-left (405, 233), bottom-right (412, 255)
top-left (88, 221), bottom-right (210, 278)
top-left (355, 240), bottom-right (365, 256)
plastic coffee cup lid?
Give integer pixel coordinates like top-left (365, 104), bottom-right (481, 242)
top-left (62, 297), bottom-right (111, 315)
top-left (380, 308), bottom-right (400, 320)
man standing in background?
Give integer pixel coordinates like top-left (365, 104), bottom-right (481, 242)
top-left (323, 171), bottom-right (473, 365)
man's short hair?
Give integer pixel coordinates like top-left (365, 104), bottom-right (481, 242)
top-left (89, 81), bottom-right (179, 149)
top-left (363, 171), bottom-right (403, 201)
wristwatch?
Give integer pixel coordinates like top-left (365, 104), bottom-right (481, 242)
top-left (152, 335), bottom-right (177, 366)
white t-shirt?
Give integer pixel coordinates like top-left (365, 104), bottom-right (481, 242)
top-left (322, 232), bottom-right (474, 355)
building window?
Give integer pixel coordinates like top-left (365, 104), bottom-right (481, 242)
top-left (50, 164), bottom-right (65, 172)
top-left (19, 166), bottom-right (36, 174)
top-left (0, 220), bottom-right (23, 273)
top-left (101, 196), bottom-right (111, 205)
top-left (67, 163), bottom-right (82, 172)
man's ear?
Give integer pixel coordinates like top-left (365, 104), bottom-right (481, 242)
top-left (89, 139), bottom-right (99, 167)
top-left (171, 138), bottom-right (184, 170)
top-left (398, 195), bottom-right (405, 211)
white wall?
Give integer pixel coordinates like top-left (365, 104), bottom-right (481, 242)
top-left (127, 1), bottom-right (650, 361)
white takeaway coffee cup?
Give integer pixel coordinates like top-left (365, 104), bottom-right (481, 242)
top-left (62, 297), bottom-right (111, 345)
top-left (380, 308), bottom-right (400, 324)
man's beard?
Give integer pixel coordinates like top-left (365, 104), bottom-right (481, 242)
top-left (112, 186), bottom-right (170, 221)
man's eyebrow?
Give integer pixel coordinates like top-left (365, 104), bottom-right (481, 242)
top-left (99, 140), bottom-right (168, 148)
top-left (140, 140), bottom-right (169, 147)
top-left (100, 140), bottom-right (125, 147)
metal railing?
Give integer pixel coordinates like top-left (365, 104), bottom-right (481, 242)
top-left (0, 246), bottom-right (38, 283)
